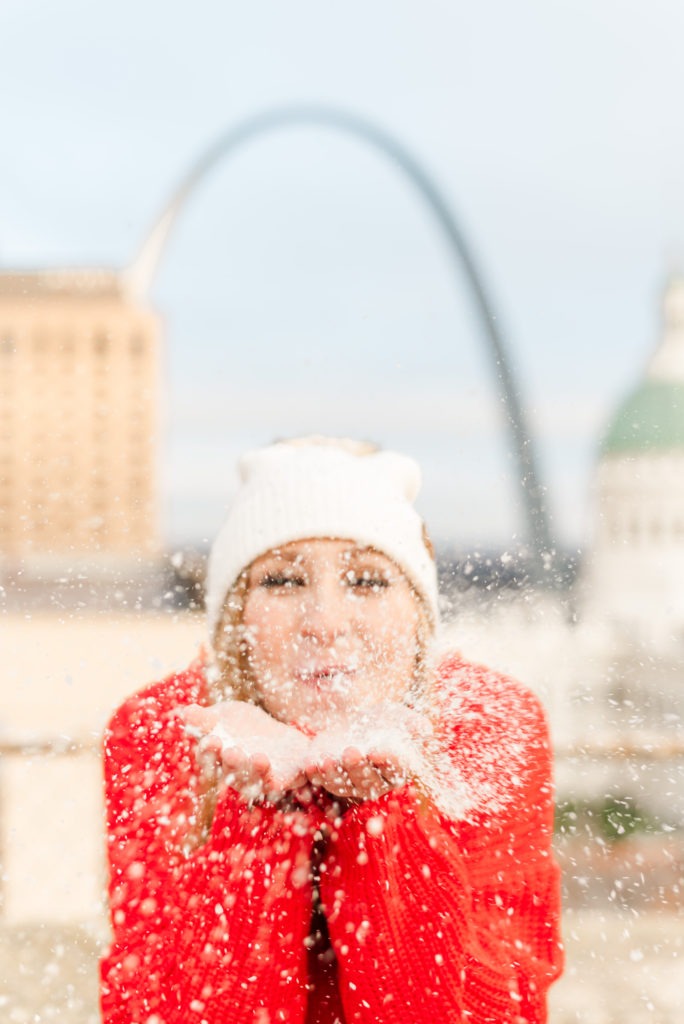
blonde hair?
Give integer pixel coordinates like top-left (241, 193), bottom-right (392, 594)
top-left (211, 572), bottom-right (252, 703)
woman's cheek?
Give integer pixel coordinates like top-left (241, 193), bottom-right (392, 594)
top-left (246, 602), bottom-right (288, 646)
top-left (373, 614), bottom-right (417, 655)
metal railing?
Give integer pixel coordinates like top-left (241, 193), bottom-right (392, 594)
top-left (3, 734), bottom-right (684, 760)
top-left (0, 736), bottom-right (100, 758)
top-left (0, 731), bottom-right (682, 922)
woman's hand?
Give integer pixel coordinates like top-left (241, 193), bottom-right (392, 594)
top-left (305, 746), bottom-right (408, 803)
top-left (305, 706), bottom-right (434, 803)
top-left (179, 701), bottom-right (310, 801)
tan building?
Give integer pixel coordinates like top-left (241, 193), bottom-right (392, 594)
top-left (0, 269), bottom-right (160, 567)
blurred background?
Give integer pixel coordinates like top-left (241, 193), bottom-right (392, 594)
top-left (1, 1), bottom-right (683, 1020)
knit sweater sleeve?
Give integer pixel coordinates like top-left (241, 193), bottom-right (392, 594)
top-left (99, 676), bottom-right (317, 1024)
top-left (319, 660), bottom-right (564, 1024)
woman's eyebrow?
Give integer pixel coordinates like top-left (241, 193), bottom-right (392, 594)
top-left (258, 550), bottom-right (303, 565)
top-left (346, 546), bottom-right (387, 561)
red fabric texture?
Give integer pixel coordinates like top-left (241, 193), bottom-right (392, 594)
top-left (100, 653), bottom-right (563, 1023)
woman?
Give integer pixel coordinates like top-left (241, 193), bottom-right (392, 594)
top-left (100, 438), bottom-right (563, 1024)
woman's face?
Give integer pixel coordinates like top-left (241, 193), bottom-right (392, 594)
top-left (240, 538), bottom-right (423, 732)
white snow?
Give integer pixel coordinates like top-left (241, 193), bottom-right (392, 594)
top-left (204, 718), bottom-right (308, 785)
top-left (186, 701), bottom-right (432, 794)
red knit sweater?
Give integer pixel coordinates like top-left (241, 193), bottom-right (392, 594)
top-left (100, 652), bottom-right (563, 1024)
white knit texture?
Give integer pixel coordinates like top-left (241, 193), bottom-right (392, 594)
top-left (205, 441), bottom-right (439, 632)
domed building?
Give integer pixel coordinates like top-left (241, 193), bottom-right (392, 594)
top-left (584, 276), bottom-right (684, 651)
top-left (578, 278), bottom-right (684, 825)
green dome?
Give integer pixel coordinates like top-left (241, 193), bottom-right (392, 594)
top-left (602, 379), bottom-right (684, 455)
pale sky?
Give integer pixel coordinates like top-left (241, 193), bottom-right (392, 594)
top-left (1, 0), bottom-right (683, 550)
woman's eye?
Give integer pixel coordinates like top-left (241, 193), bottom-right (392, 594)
top-left (345, 570), bottom-right (390, 591)
top-left (259, 574), bottom-right (305, 589)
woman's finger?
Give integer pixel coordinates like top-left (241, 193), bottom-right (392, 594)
top-left (220, 744), bottom-right (248, 772)
top-left (305, 754), bottom-right (333, 789)
top-left (339, 748), bottom-right (386, 799)
top-left (340, 747), bottom-right (406, 798)
top-left (198, 733), bottom-right (223, 758)
top-left (289, 768), bottom-right (309, 790)
top-left (339, 746), bottom-right (364, 769)
top-left (336, 748), bottom-right (371, 796)
top-left (367, 749), bottom-right (409, 788)
top-left (316, 757), bottom-right (354, 799)
top-left (305, 766), bottom-right (325, 788)
top-left (343, 765), bottom-right (376, 798)
top-left (226, 749), bottom-right (282, 801)
top-left (219, 746), bottom-right (263, 795)
top-left (274, 767), bottom-right (307, 792)
top-left (344, 761), bottom-right (388, 800)
top-left (367, 748), bottom-right (403, 774)
top-left (250, 751), bottom-right (271, 776)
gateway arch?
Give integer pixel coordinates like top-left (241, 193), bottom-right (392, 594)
top-left (125, 105), bottom-right (553, 570)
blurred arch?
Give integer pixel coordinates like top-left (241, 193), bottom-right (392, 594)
top-left (125, 105), bottom-right (553, 567)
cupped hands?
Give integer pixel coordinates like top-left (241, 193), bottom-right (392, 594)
top-left (179, 700), bottom-right (432, 806)
top-left (179, 701), bottom-right (310, 803)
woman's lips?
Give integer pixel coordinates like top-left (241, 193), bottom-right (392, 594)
top-left (295, 665), bottom-right (357, 687)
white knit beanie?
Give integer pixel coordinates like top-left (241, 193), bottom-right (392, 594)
top-left (205, 437), bottom-right (439, 634)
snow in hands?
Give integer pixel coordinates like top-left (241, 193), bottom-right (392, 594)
top-left (179, 697), bottom-right (431, 805)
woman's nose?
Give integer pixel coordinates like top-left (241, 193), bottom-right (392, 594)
top-left (299, 581), bottom-right (349, 642)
